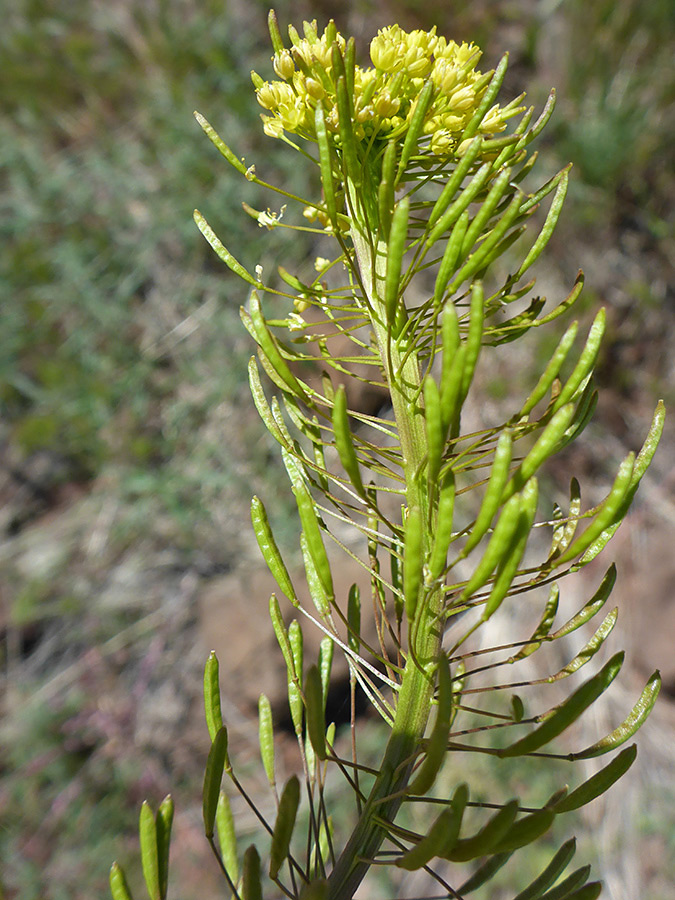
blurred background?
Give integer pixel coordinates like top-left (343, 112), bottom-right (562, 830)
top-left (1, 0), bottom-right (673, 898)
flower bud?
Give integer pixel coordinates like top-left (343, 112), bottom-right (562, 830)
top-left (273, 50), bottom-right (295, 80)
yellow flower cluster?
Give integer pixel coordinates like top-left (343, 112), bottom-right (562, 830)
top-left (253, 21), bottom-right (513, 158)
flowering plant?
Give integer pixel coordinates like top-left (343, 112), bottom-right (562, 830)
top-left (111, 12), bottom-right (663, 900)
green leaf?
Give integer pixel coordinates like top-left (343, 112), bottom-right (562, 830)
top-left (215, 791), bottom-right (239, 885)
top-left (204, 651), bottom-right (224, 742)
top-left (155, 795), bottom-right (173, 900)
top-left (555, 744), bottom-right (637, 812)
top-left (110, 862), bottom-right (134, 900)
top-left (500, 652), bottom-right (624, 758)
top-left (139, 801), bottom-right (160, 900)
top-left (203, 727), bottom-right (230, 838)
top-left (573, 671), bottom-right (661, 759)
top-left (269, 775), bottom-right (301, 878)
top-left (512, 838), bottom-right (577, 900)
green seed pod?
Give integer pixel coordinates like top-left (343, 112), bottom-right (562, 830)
top-left (555, 744), bottom-right (637, 813)
top-left (301, 533), bottom-right (331, 617)
top-left (251, 496), bottom-right (297, 605)
top-left (492, 809), bottom-right (555, 853)
top-left (347, 583), bottom-right (361, 652)
top-left (315, 106), bottom-right (338, 228)
top-left (550, 565), bottom-right (616, 639)
top-left (515, 168), bottom-right (569, 279)
top-left (305, 664), bottom-right (327, 760)
top-left (332, 385), bottom-right (366, 497)
top-left (408, 655), bottom-right (453, 795)
top-left (500, 652), bottom-right (624, 758)
top-left (459, 281), bottom-right (485, 400)
top-left (512, 839), bottom-right (577, 900)
top-left (318, 637), bottom-right (334, 708)
top-left (336, 75), bottom-right (361, 188)
top-left (460, 167), bottom-right (513, 258)
top-left (427, 162), bottom-right (491, 246)
top-left (193, 113), bottom-right (248, 176)
top-left (428, 136), bottom-right (483, 229)
top-left (505, 403), bottom-right (576, 499)
top-left (204, 651), bottom-right (224, 742)
top-left (446, 799), bottom-right (519, 861)
top-left (155, 795), bottom-right (174, 900)
top-left (203, 727), bottom-right (230, 838)
top-left (139, 801), bottom-right (160, 900)
top-left (428, 471), bottom-right (456, 582)
top-left (461, 53), bottom-right (509, 141)
top-left (242, 845), bottom-right (263, 900)
top-left (384, 196), bottom-right (410, 326)
top-left (267, 9), bottom-right (284, 54)
top-left (194, 211), bottom-right (260, 286)
top-left (248, 292), bottom-right (307, 399)
top-left (269, 775), bottom-right (301, 878)
top-left (549, 478), bottom-right (582, 560)
top-left (403, 504), bottom-right (423, 623)
top-left (458, 852), bottom-right (513, 895)
top-left (514, 583), bottom-right (559, 660)
top-left (248, 357), bottom-right (288, 447)
top-left (463, 429), bottom-right (513, 557)
top-left (459, 489), bottom-right (522, 603)
top-left (395, 79), bottom-right (435, 184)
top-left (434, 209), bottom-right (470, 306)
top-left (258, 694), bottom-right (276, 790)
top-left (269, 595), bottom-right (294, 673)
top-left (377, 141), bottom-right (397, 239)
top-left (551, 310), bottom-right (605, 413)
top-left (551, 608), bottom-right (618, 680)
top-left (215, 792), bottom-right (239, 885)
top-left (287, 620), bottom-right (304, 736)
top-left (573, 670), bottom-right (661, 759)
top-left (424, 376), bottom-right (444, 492)
top-left (396, 804), bottom-right (463, 871)
top-left (109, 862), bottom-right (134, 900)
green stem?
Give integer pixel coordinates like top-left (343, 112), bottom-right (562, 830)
top-left (326, 196), bottom-right (444, 900)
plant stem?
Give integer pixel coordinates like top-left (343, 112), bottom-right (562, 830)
top-left (326, 200), bottom-right (444, 900)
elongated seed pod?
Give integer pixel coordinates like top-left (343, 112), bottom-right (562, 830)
top-left (515, 583), bottom-right (559, 660)
top-left (463, 430), bottom-right (513, 557)
top-left (429, 472), bottom-right (456, 582)
top-left (408, 656), bottom-right (453, 795)
top-left (396, 805), bottom-right (462, 870)
top-left (403, 504), bottom-right (423, 623)
top-left (248, 292), bottom-right (307, 398)
top-left (446, 799), bottom-right (519, 862)
top-left (512, 839), bottom-right (577, 900)
top-left (315, 106), bottom-right (338, 228)
top-left (504, 403), bottom-right (576, 500)
top-left (427, 162), bottom-right (492, 246)
top-left (459, 282), bottom-right (485, 400)
top-left (460, 167), bottom-right (513, 258)
top-left (204, 651), bottom-right (224, 742)
top-left (434, 210), bottom-right (470, 305)
top-left (251, 496), bottom-right (297, 605)
top-left (336, 75), bottom-right (361, 188)
top-left (459, 489), bottom-right (522, 602)
top-left (500, 652), bottom-right (624, 758)
top-left (384, 196), bottom-right (410, 325)
top-left (396, 80), bottom-right (435, 184)
top-left (248, 357), bottom-right (288, 446)
top-left (424, 376), bottom-right (444, 492)
top-left (269, 776), bottom-right (301, 878)
top-left (267, 9), bottom-right (284, 53)
top-left (555, 745), bottom-right (637, 813)
top-left (305, 664), bottom-right (327, 760)
top-left (301, 533), bottom-right (331, 617)
top-left (139, 801), bottom-right (160, 900)
top-left (493, 809), bottom-right (555, 854)
top-left (258, 694), bottom-right (276, 790)
top-left (215, 792), bottom-right (239, 884)
top-left (110, 863), bottom-right (134, 900)
top-left (347, 583), bottom-right (361, 652)
top-left (551, 310), bottom-right (605, 413)
top-left (332, 386), bottom-right (366, 497)
top-left (155, 795), bottom-right (174, 900)
top-left (378, 141), bottom-right (397, 239)
top-left (194, 211), bottom-right (260, 286)
top-left (515, 168), bottom-right (569, 278)
top-left (519, 322), bottom-right (578, 418)
top-left (550, 565), bottom-right (616, 639)
top-left (461, 53), bottom-right (509, 141)
top-left (242, 845), bottom-right (262, 900)
top-left (572, 671), bottom-right (660, 759)
top-left (428, 136), bottom-right (483, 229)
top-left (319, 637), bottom-right (334, 708)
top-left (551, 607), bottom-right (618, 680)
top-left (194, 113), bottom-right (248, 176)
top-left (203, 727), bottom-right (230, 838)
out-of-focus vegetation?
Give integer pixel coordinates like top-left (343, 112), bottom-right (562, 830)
top-left (1, 1), bottom-right (673, 898)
